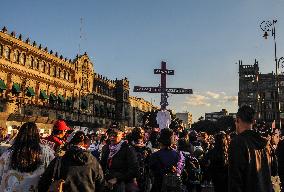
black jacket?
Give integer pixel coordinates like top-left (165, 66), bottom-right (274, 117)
top-left (38, 146), bottom-right (104, 192)
top-left (100, 141), bottom-right (139, 183)
top-left (207, 147), bottom-right (228, 192)
top-left (228, 130), bottom-right (273, 192)
top-left (277, 139), bottom-right (284, 175)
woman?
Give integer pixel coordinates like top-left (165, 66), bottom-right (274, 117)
top-left (38, 131), bottom-right (104, 192)
top-left (100, 127), bottom-right (139, 192)
top-left (0, 122), bottom-right (54, 192)
top-left (207, 131), bottom-right (229, 192)
top-left (131, 127), bottom-right (152, 192)
top-left (149, 128), bottom-right (184, 192)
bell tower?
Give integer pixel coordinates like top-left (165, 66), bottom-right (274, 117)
top-left (115, 77), bottom-right (130, 126)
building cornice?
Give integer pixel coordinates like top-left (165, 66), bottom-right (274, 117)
top-left (0, 58), bottom-right (75, 90)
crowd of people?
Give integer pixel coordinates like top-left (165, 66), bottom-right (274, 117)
top-left (0, 105), bottom-right (282, 192)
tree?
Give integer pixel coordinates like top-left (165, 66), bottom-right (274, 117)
top-left (191, 115), bottom-right (236, 135)
top-left (169, 117), bottom-right (183, 131)
top-left (198, 116), bottom-right (204, 121)
top-left (192, 120), bottom-right (218, 135)
top-left (142, 110), bottom-right (158, 128)
top-left (216, 116), bottom-right (236, 133)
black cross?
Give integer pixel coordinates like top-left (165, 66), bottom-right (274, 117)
top-left (134, 61), bottom-right (193, 110)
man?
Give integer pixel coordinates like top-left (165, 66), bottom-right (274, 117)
top-left (41, 119), bottom-right (70, 155)
top-left (100, 126), bottom-right (139, 191)
top-left (228, 105), bottom-right (273, 192)
top-left (38, 131), bottom-right (104, 192)
top-left (276, 129), bottom-right (284, 191)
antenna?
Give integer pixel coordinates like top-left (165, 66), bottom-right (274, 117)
top-left (79, 17), bottom-right (83, 55)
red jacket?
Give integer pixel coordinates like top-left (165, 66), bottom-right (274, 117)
top-left (41, 135), bottom-right (63, 152)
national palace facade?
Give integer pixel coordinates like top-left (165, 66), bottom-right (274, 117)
top-left (0, 26), bottom-right (156, 133)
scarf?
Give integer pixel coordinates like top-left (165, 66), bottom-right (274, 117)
top-left (108, 140), bottom-right (125, 160)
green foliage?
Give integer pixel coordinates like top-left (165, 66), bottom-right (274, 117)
top-left (192, 120), bottom-right (217, 135)
top-left (192, 116), bottom-right (236, 134)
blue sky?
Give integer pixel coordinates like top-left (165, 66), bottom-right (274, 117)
top-left (0, 0), bottom-right (283, 121)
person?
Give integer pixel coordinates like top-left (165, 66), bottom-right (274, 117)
top-left (277, 130), bottom-right (284, 191)
top-left (228, 105), bottom-right (273, 192)
top-left (38, 131), bottom-right (104, 192)
top-left (207, 131), bottom-right (229, 192)
top-left (89, 133), bottom-right (102, 160)
top-left (149, 128), bottom-right (184, 192)
top-left (0, 122), bottom-right (54, 192)
top-left (130, 127), bottom-right (152, 192)
top-left (147, 128), bottom-right (160, 152)
top-left (41, 119), bottom-right (70, 155)
top-left (100, 126), bottom-right (139, 192)
top-left (178, 135), bottom-right (202, 192)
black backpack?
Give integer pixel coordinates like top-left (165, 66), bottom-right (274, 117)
top-left (185, 154), bottom-right (202, 185)
top-left (159, 152), bottom-right (183, 192)
top-left (134, 146), bottom-right (152, 192)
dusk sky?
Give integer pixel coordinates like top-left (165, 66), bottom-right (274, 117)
top-left (1, 0), bottom-right (284, 121)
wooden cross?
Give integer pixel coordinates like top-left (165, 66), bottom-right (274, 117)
top-left (134, 61), bottom-right (193, 110)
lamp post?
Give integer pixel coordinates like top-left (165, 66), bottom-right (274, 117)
top-left (260, 20), bottom-right (282, 129)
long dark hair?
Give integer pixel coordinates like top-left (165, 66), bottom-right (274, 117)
top-left (131, 127), bottom-right (144, 143)
top-left (211, 132), bottom-right (229, 166)
top-left (10, 122), bottom-right (42, 173)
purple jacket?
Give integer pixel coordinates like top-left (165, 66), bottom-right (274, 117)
top-left (149, 148), bottom-right (184, 192)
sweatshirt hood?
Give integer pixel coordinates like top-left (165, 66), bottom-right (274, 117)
top-left (65, 146), bottom-right (93, 165)
top-left (240, 130), bottom-right (269, 149)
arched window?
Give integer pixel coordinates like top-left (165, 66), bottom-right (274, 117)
top-left (4, 46), bottom-right (10, 59)
top-left (46, 63), bottom-right (50, 74)
top-left (30, 56), bottom-right (34, 68)
top-left (13, 50), bottom-right (20, 63)
top-left (58, 68), bottom-right (61, 78)
top-left (83, 60), bottom-right (88, 71)
top-left (53, 66), bottom-right (57, 77)
top-left (36, 59), bottom-right (40, 69)
top-left (23, 53), bottom-right (26, 65)
top-left (0, 44), bottom-right (3, 56)
top-left (42, 61), bottom-right (46, 73)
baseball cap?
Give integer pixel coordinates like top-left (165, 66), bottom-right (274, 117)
top-left (54, 120), bottom-right (71, 131)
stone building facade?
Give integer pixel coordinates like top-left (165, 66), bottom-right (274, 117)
top-left (129, 96), bottom-right (158, 127)
top-left (0, 26), bottom-right (139, 133)
top-left (205, 109), bottom-right (228, 122)
top-left (176, 112), bottom-right (193, 128)
top-left (238, 60), bottom-right (284, 124)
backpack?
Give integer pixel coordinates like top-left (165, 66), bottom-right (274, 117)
top-left (161, 171), bottom-right (183, 192)
top-left (185, 154), bottom-right (202, 185)
top-left (159, 152), bottom-right (183, 192)
top-left (134, 146), bottom-right (152, 192)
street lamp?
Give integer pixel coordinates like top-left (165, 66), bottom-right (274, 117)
top-left (260, 20), bottom-right (282, 129)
